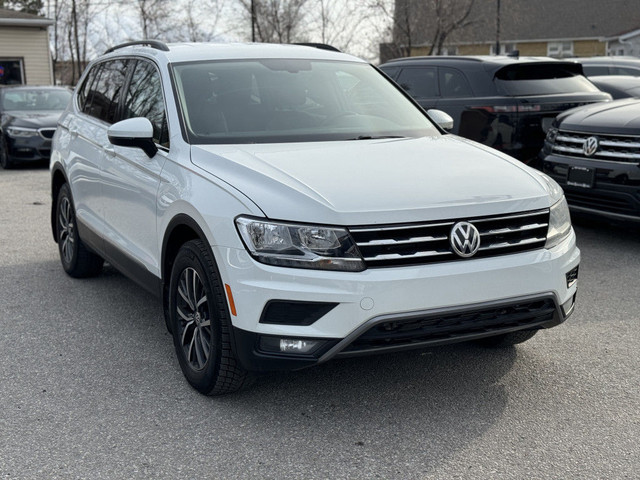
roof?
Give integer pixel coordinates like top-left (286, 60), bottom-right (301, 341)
top-left (102, 42), bottom-right (364, 64)
top-left (0, 7), bottom-right (53, 27)
top-left (401, 0), bottom-right (640, 45)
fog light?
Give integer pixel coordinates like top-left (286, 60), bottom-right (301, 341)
top-left (280, 338), bottom-right (320, 353)
top-left (259, 336), bottom-right (323, 355)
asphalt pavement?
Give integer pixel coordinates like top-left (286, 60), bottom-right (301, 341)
top-left (0, 166), bottom-right (638, 479)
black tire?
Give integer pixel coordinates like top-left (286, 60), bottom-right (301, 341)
top-left (56, 183), bottom-right (104, 278)
top-left (0, 136), bottom-right (12, 169)
top-left (475, 329), bottom-right (538, 348)
top-left (168, 239), bottom-right (250, 395)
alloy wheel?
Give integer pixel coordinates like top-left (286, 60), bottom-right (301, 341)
top-left (58, 196), bottom-right (75, 265)
top-left (176, 267), bottom-right (212, 371)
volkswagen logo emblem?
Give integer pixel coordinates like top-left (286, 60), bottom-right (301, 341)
top-left (450, 222), bottom-right (480, 258)
top-left (583, 136), bottom-right (599, 157)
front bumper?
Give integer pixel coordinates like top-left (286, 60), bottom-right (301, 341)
top-left (5, 133), bottom-right (53, 162)
top-left (215, 230), bottom-right (580, 372)
top-left (542, 152), bottom-right (640, 223)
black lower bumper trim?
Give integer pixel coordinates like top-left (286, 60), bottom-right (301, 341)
top-left (232, 294), bottom-right (569, 372)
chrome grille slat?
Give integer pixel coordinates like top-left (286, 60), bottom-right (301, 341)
top-left (357, 235), bottom-right (447, 246)
top-left (350, 221), bottom-right (454, 233)
top-left (350, 209), bottom-right (550, 268)
top-left (478, 237), bottom-right (546, 251)
top-left (552, 130), bottom-right (640, 164)
top-left (363, 250), bottom-right (452, 261)
top-left (479, 222), bottom-right (548, 235)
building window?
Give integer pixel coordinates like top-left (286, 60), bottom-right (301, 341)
top-left (0, 59), bottom-right (24, 85)
top-left (490, 43), bottom-right (516, 55)
top-left (547, 41), bottom-right (573, 58)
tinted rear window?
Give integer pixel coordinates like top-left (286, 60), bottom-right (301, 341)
top-left (494, 64), bottom-right (600, 96)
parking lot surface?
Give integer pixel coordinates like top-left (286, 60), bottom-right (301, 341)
top-left (0, 167), bottom-right (638, 479)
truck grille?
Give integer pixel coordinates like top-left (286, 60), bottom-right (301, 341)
top-left (349, 209), bottom-right (549, 268)
top-left (552, 130), bottom-right (640, 163)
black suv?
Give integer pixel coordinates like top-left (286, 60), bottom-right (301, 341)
top-left (379, 56), bottom-right (611, 164)
top-left (540, 98), bottom-right (640, 223)
top-left (575, 56), bottom-right (640, 77)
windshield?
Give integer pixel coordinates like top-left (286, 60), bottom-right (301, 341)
top-left (172, 59), bottom-right (439, 144)
top-left (0, 88), bottom-right (71, 111)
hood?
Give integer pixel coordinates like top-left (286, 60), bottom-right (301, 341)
top-left (555, 98), bottom-right (640, 135)
top-left (2, 110), bottom-right (63, 129)
top-left (191, 135), bottom-right (553, 225)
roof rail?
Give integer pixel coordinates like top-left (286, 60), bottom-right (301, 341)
top-left (293, 43), bottom-right (341, 53)
top-left (104, 40), bottom-right (169, 55)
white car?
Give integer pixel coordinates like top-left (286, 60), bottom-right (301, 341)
top-left (50, 41), bottom-right (579, 395)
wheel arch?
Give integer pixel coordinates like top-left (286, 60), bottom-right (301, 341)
top-left (50, 165), bottom-right (69, 243)
top-left (161, 213), bottom-right (223, 334)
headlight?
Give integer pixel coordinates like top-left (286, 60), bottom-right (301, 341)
top-left (236, 217), bottom-right (365, 271)
top-left (6, 126), bottom-right (39, 137)
top-left (545, 127), bottom-right (558, 144)
top-left (545, 196), bottom-right (572, 249)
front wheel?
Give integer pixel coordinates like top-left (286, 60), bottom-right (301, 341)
top-left (56, 184), bottom-right (103, 277)
top-left (168, 240), bottom-right (250, 395)
top-left (475, 329), bottom-right (538, 348)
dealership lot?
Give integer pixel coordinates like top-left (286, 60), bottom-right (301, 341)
top-left (0, 167), bottom-right (638, 479)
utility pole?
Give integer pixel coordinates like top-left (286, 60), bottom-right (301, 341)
top-left (251, 0), bottom-right (256, 42)
top-left (495, 0), bottom-right (501, 55)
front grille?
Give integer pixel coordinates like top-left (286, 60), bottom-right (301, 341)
top-left (552, 130), bottom-right (640, 163)
top-left (343, 298), bottom-right (557, 353)
top-left (38, 128), bottom-right (56, 139)
top-left (349, 209), bottom-right (549, 268)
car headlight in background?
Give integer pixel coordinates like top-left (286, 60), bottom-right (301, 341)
top-left (236, 217), bottom-right (365, 271)
top-left (545, 127), bottom-right (558, 144)
top-left (6, 126), bottom-right (39, 138)
top-left (545, 196), bottom-right (572, 249)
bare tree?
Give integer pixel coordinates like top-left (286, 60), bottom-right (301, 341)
top-left (375, 0), bottom-right (476, 61)
top-left (371, 0), bottom-right (415, 60)
top-left (314, 0), bottom-right (371, 51)
top-left (427, 0), bottom-right (475, 55)
top-left (184, 0), bottom-right (228, 42)
top-left (238, 0), bottom-right (309, 43)
top-left (135, 0), bottom-right (175, 39)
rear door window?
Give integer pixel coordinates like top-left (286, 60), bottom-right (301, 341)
top-left (83, 59), bottom-right (129, 123)
top-left (439, 67), bottom-right (473, 98)
top-left (396, 67), bottom-right (439, 99)
top-left (494, 63), bottom-right (600, 96)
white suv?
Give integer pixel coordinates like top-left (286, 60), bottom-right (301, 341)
top-left (50, 41), bottom-right (580, 395)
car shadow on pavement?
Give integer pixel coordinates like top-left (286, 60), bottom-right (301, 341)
top-left (213, 341), bottom-right (520, 473)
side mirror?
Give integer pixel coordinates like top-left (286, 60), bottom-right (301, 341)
top-left (427, 109), bottom-right (454, 131)
top-left (108, 117), bottom-right (158, 158)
